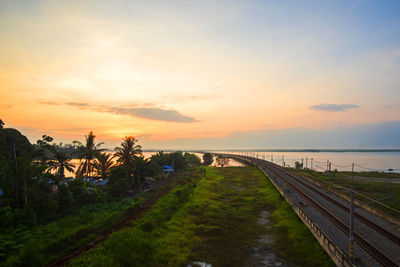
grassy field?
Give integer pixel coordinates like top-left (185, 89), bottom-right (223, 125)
top-left (69, 166), bottom-right (333, 267)
top-left (291, 169), bottom-right (400, 219)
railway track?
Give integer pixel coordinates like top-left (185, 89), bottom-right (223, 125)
top-left (222, 154), bottom-right (400, 267)
top-left (263, 162), bottom-right (398, 267)
top-left (265, 162), bottom-right (400, 245)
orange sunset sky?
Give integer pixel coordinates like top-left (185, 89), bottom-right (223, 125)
top-left (1, 1), bottom-right (400, 149)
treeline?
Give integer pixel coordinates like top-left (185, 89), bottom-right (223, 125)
top-left (0, 119), bottom-right (201, 231)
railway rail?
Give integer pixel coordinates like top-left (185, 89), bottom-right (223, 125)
top-left (220, 154), bottom-right (400, 267)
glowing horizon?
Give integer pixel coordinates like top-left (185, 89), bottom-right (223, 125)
top-left (1, 1), bottom-right (400, 149)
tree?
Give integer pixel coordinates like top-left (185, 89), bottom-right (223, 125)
top-left (294, 161), bottom-right (303, 169)
top-left (0, 119), bottom-right (4, 129)
top-left (93, 152), bottom-right (115, 179)
top-left (35, 135), bottom-right (54, 163)
top-left (134, 156), bottom-right (158, 185)
top-left (47, 150), bottom-right (75, 180)
top-left (115, 136), bottom-right (142, 184)
top-left (216, 155), bottom-right (229, 167)
top-left (184, 152), bottom-right (201, 167)
top-left (203, 153), bottom-right (213, 165)
top-left (0, 127), bottom-right (33, 161)
top-left (73, 131), bottom-right (104, 178)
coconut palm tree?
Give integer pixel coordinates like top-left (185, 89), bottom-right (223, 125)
top-left (73, 131), bottom-right (104, 178)
top-left (93, 152), bottom-right (115, 179)
top-left (47, 150), bottom-right (75, 180)
top-left (115, 136), bottom-right (142, 183)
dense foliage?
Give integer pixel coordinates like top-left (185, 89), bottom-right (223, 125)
top-left (0, 119), bottom-right (201, 264)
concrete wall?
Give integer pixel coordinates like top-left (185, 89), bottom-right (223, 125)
top-left (256, 166), bottom-right (354, 267)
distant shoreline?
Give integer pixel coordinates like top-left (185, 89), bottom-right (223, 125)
top-left (141, 149), bottom-right (400, 153)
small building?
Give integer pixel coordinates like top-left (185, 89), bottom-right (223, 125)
top-left (84, 178), bottom-right (108, 186)
top-left (160, 165), bottom-right (174, 174)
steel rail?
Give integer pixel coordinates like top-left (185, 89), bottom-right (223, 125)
top-left (266, 162), bottom-right (400, 246)
top-left (257, 159), bottom-right (399, 267)
top-left (220, 154), bottom-right (399, 267)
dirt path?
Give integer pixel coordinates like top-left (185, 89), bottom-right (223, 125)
top-left (50, 174), bottom-right (191, 266)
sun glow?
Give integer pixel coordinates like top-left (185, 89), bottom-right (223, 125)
top-left (1, 1), bottom-right (400, 149)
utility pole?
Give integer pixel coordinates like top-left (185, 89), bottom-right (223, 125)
top-left (349, 163), bottom-right (355, 263)
top-left (282, 155), bottom-right (284, 167)
top-left (327, 160), bottom-right (329, 172)
top-left (271, 154), bottom-right (273, 163)
top-left (311, 158), bottom-right (313, 170)
top-left (306, 157), bottom-right (308, 169)
top-left (388, 168), bottom-right (393, 184)
top-left (301, 158), bottom-right (304, 169)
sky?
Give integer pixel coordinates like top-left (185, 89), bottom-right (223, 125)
top-left (1, 0), bottom-right (400, 149)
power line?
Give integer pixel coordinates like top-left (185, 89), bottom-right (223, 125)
top-left (354, 164), bottom-right (388, 172)
top-left (330, 163), bottom-right (354, 168)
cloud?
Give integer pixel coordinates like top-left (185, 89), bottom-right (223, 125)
top-left (65, 102), bottom-right (90, 108)
top-left (37, 100), bottom-right (59, 105)
top-left (106, 107), bottom-right (198, 123)
top-left (310, 103), bottom-right (359, 112)
top-left (37, 100), bottom-right (197, 123)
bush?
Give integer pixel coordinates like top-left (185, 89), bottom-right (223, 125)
top-left (202, 153), bottom-right (213, 166)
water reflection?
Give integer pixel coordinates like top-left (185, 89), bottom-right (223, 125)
top-left (63, 151), bottom-right (245, 177)
top-left (213, 151), bottom-right (400, 172)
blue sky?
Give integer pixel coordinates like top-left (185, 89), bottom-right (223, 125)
top-left (1, 0), bottom-right (400, 148)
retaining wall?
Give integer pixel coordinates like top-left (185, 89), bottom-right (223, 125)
top-left (256, 165), bottom-right (354, 267)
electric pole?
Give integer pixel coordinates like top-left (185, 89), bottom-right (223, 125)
top-left (311, 158), bottom-right (313, 170)
top-left (388, 168), bottom-right (393, 184)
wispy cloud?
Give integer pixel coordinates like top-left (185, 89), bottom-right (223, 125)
top-left (65, 102), bottom-right (90, 107)
top-left (311, 103), bottom-right (359, 112)
top-left (106, 107), bottom-right (198, 123)
top-left (37, 100), bottom-right (59, 105)
top-left (37, 100), bottom-right (197, 123)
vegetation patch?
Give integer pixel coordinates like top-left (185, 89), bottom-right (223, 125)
top-left (69, 167), bottom-right (333, 267)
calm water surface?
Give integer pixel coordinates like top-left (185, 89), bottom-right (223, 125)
top-left (65, 151), bottom-right (244, 177)
top-left (64, 151), bottom-right (400, 177)
top-left (217, 151), bottom-right (400, 172)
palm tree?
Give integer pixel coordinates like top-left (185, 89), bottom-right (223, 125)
top-left (115, 136), bottom-right (142, 183)
top-left (47, 150), bottom-right (75, 180)
top-left (93, 152), bottom-right (115, 179)
top-left (134, 156), bottom-right (158, 186)
top-left (73, 131), bottom-right (104, 178)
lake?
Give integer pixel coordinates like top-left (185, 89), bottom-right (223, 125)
top-left (63, 150), bottom-right (400, 178)
top-left (215, 151), bottom-right (400, 172)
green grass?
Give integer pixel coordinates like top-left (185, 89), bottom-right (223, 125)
top-left (69, 167), bottom-right (333, 267)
